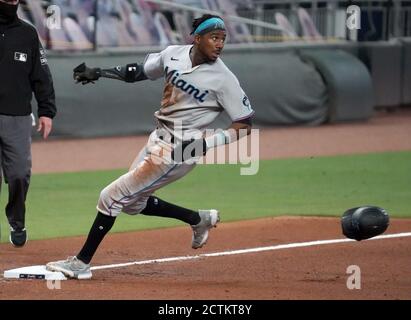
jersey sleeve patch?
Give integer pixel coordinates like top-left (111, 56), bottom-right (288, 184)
top-left (39, 48), bottom-right (48, 65)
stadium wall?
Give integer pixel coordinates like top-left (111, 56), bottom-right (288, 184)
top-left (41, 41), bottom-right (406, 138)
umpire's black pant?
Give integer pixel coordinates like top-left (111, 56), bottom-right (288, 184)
top-left (0, 115), bottom-right (32, 231)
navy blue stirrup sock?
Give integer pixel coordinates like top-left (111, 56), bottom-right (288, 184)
top-left (77, 211), bottom-right (116, 264)
top-left (140, 196), bottom-right (201, 225)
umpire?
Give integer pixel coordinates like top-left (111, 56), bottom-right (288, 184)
top-left (0, 0), bottom-right (56, 247)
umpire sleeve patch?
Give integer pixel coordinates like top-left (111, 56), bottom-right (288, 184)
top-left (40, 48), bottom-right (48, 65)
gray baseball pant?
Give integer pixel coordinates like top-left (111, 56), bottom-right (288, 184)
top-left (0, 115), bottom-right (32, 231)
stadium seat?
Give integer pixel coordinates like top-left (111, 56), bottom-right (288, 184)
top-left (275, 12), bottom-right (298, 40)
top-left (201, 0), bottom-right (253, 43)
top-left (132, 0), bottom-right (162, 45)
top-left (172, 11), bottom-right (193, 44)
top-left (49, 26), bottom-right (73, 50)
top-left (153, 11), bottom-right (179, 46)
top-left (63, 17), bottom-right (93, 50)
top-left (297, 7), bottom-right (323, 41)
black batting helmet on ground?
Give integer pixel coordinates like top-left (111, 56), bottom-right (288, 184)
top-left (341, 206), bottom-right (389, 241)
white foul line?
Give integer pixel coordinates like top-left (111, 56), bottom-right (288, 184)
top-left (91, 232), bottom-right (411, 271)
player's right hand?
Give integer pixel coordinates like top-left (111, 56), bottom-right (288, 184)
top-left (73, 62), bottom-right (101, 85)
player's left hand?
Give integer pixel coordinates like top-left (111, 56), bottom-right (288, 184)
top-left (37, 116), bottom-right (53, 139)
top-left (171, 138), bottom-right (208, 163)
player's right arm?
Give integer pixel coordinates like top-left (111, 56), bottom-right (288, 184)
top-left (73, 46), bottom-right (171, 84)
top-left (73, 62), bottom-right (148, 84)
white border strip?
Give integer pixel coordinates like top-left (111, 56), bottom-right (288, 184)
top-left (91, 232), bottom-right (411, 271)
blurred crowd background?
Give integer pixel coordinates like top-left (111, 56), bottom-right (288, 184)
top-left (16, 0), bottom-right (411, 138)
top-left (18, 0), bottom-right (411, 51)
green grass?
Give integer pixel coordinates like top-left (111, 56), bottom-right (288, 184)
top-left (0, 151), bottom-right (410, 242)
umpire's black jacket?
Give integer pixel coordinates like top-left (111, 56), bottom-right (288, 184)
top-left (0, 16), bottom-right (56, 118)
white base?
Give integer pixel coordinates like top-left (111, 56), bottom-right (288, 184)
top-left (3, 265), bottom-right (67, 280)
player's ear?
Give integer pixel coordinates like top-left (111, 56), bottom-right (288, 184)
top-left (193, 34), bottom-right (201, 45)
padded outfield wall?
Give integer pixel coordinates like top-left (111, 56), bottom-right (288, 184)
top-left (40, 40), bottom-right (408, 138)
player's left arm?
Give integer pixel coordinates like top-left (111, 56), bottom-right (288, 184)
top-left (171, 117), bottom-right (253, 162)
top-left (226, 117), bottom-right (252, 141)
top-left (202, 116), bottom-right (252, 151)
top-left (207, 72), bottom-right (255, 147)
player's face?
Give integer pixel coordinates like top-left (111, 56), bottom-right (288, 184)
top-left (198, 30), bottom-right (226, 62)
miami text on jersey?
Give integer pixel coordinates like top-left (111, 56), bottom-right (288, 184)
top-left (165, 67), bottom-right (209, 102)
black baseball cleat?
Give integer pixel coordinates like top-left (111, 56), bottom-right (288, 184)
top-left (9, 227), bottom-right (27, 247)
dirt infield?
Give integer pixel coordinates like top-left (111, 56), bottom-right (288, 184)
top-left (1, 109), bottom-right (410, 300)
top-left (0, 217), bottom-right (410, 300)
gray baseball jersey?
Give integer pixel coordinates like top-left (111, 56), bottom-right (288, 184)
top-left (97, 45), bottom-right (254, 217)
top-left (144, 45), bottom-right (254, 140)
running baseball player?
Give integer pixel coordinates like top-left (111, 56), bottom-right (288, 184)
top-left (46, 14), bottom-right (254, 279)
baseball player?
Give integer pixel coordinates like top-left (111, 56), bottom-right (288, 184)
top-left (46, 14), bottom-right (254, 279)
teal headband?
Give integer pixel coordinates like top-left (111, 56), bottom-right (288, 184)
top-left (194, 17), bottom-right (225, 35)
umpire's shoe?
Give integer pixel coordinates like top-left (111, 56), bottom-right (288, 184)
top-left (191, 209), bottom-right (220, 249)
top-left (9, 227), bottom-right (27, 247)
top-left (46, 256), bottom-right (92, 280)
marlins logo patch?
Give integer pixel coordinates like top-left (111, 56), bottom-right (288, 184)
top-left (14, 52), bottom-right (27, 62)
top-left (242, 95), bottom-right (251, 108)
